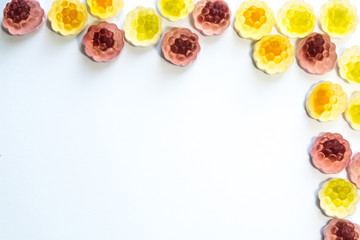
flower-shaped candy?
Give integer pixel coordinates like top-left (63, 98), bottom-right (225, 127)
top-left (87, 0), bottom-right (124, 19)
top-left (162, 27), bottom-right (200, 67)
top-left (157, 0), bottom-right (195, 21)
top-left (296, 33), bottom-right (337, 75)
top-left (348, 153), bottom-right (360, 189)
top-left (276, 0), bottom-right (317, 38)
top-left (318, 178), bottom-right (359, 219)
top-left (123, 6), bottom-right (163, 47)
top-left (306, 81), bottom-right (348, 122)
top-left (339, 46), bottom-right (360, 84)
top-left (253, 34), bottom-right (294, 74)
top-left (234, 0), bottom-right (275, 40)
top-left (2, 0), bottom-right (45, 35)
top-left (192, 0), bottom-right (231, 36)
top-left (320, 0), bottom-right (359, 38)
top-left (310, 132), bottom-right (352, 174)
top-left (345, 91), bottom-right (360, 130)
top-left (323, 219), bottom-right (360, 240)
top-left (48, 0), bottom-right (88, 36)
top-left (82, 21), bottom-right (124, 62)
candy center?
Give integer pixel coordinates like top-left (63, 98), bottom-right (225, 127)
top-left (170, 34), bottom-right (197, 57)
top-left (286, 9), bottom-right (313, 34)
top-left (326, 4), bottom-right (353, 34)
top-left (136, 12), bottom-right (160, 41)
top-left (92, 0), bottom-right (113, 9)
top-left (331, 221), bottom-right (359, 240)
top-left (6, 0), bottom-right (31, 24)
top-left (93, 28), bottom-right (115, 51)
top-left (349, 104), bottom-right (360, 124)
top-left (312, 86), bottom-right (336, 115)
top-left (243, 6), bottom-right (266, 29)
top-left (197, 1), bottom-right (230, 24)
top-left (346, 61), bottom-right (360, 83)
top-left (260, 39), bottom-right (287, 63)
top-left (302, 34), bottom-right (330, 62)
top-left (59, 3), bottom-right (82, 29)
top-left (161, 0), bottom-right (186, 17)
top-left (321, 139), bottom-right (345, 161)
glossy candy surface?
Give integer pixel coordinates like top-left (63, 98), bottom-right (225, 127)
top-left (345, 91), bottom-right (360, 130)
top-left (157, 0), bottom-right (194, 21)
top-left (339, 46), bottom-right (360, 84)
top-left (234, 0), bottom-right (275, 40)
top-left (323, 219), bottom-right (360, 240)
top-left (87, 0), bottom-right (124, 19)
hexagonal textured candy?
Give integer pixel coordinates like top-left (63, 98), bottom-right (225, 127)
top-left (234, 0), bottom-right (275, 40)
top-left (276, 0), bottom-right (317, 38)
top-left (318, 178), bottom-right (359, 219)
top-left (48, 0), bottom-right (88, 36)
top-left (296, 32), bottom-right (337, 75)
top-left (2, 0), bottom-right (45, 35)
top-left (192, 0), bottom-right (231, 36)
top-left (323, 219), bottom-right (360, 240)
top-left (253, 34), bottom-right (294, 74)
top-left (310, 132), bottom-right (352, 174)
top-left (123, 6), bottom-right (163, 47)
top-left (87, 0), bottom-right (124, 19)
top-left (157, 0), bottom-right (194, 21)
top-left (345, 91), bottom-right (360, 130)
top-left (339, 46), bottom-right (360, 84)
top-left (306, 81), bottom-right (348, 122)
top-left (320, 0), bottom-right (359, 38)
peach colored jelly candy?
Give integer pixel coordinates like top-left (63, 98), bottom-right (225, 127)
top-left (348, 153), bottom-right (360, 189)
top-left (234, 0), bottom-right (275, 40)
top-left (253, 34), bottom-right (294, 74)
top-left (323, 219), bottom-right (360, 240)
top-left (48, 0), bottom-right (88, 36)
top-left (310, 132), bottom-right (352, 174)
top-left (123, 6), bottom-right (163, 47)
top-left (320, 0), bottom-right (359, 38)
top-left (306, 81), bottom-right (348, 122)
top-left (157, 0), bottom-right (194, 21)
top-left (2, 0), bottom-right (45, 35)
top-left (276, 0), bottom-right (317, 38)
top-left (318, 178), bottom-right (359, 219)
top-left (162, 27), bottom-right (201, 67)
top-left (82, 21), bottom-right (124, 62)
top-left (87, 0), bottom-right (124, 19)
top-left (296, 32), bottom-right (337, 75)
top-left (192, 0), bottom-right (231, 36)
top-left (339, 46), bottom-right (360, 84)
top-left (345, 91), bottom-right (360, 130)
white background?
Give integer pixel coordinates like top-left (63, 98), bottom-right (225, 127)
top-left (1, 0), bottom-right (360, 239)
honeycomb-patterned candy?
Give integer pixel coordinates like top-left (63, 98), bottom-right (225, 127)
top-left (310, 132), bottom-right (352, 174)
top-left (162, 27), bottom-right (200, 67)
top-left (82, 21), bottom-right (124, 62)
top-left (48, 0), bottom-right (88, 36)
top-left (2, 0), bottom-right (45, 35)
top-left (157, 0), bottom-right (195, 21)
top-left (348, 153), bottom-right (360, 189)
top-left (123, 6), bottom-right (163, 47)
top-left (345, 91), bottom-right (360, 130)
top-left (87, 0), bottom-right (124, 19)
top-left (323, 219), bottom-right (360, 240)
top-left (276, 0), bottom-right (317, 38)
top-left (339, 46), bottom-right (360, 84)
top-left (318, 178), bottom-right (359, 219)
top-left (234, 0), bottom-right (275, 40)
top-left (320, 0), bottom-right (359, 38)
top-left (253, 34), bottom-right (294, 74)
top-left (306, 81), bottom-right (348, 122)
top-left (296, 33), bottom-right (337, 75)
top-left (192, 0), bottom-right (231, 36)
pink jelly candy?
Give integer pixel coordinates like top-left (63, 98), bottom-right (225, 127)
top-left (348, 153), bottom-right (360, 189)
top-left (323, 219), bottom-right (360, 240)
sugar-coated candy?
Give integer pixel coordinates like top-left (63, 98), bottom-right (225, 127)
top-left (318, 178), bottom-right (359, 219)
top-left (306, 81), bottom-right (348, 122)
top-left (234, 0), bottom-right (275, 40)
top-left (338, 46), bottom-right (360, 84)
top-left (310, 132), bottom-right (352, 174)
top-left (320, 0), bottom-right (359, 38)
top-left (276, 0), bottom-right (317, 38)
top-left (296, 33), bottom-right (337, 75)
top-left (345, 91), bottom-right (360, 130)
top-left (48, 0), bottom-right (88, 36)
top-left (323, 219), bottom-right (360, 240)
top-left (162, 27), bottom-right (200, 67)
top-left (87, 0), bottom-right (123, 19)
top-left (2, 0), bottom-right (45, 35)
top-left (157, 0), bottom-right (194, 21)
top-left (348, 153), bottom-right (360, 189)
top-left (192, 0), bottom-right (231, 36)
top-left (123, 6), bottom-right (163, 47)
top-left (253, 35), bottom-right (294, 74)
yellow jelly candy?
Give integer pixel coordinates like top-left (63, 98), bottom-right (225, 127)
top-left (123, 6), bottom-right (163, 47)
top-left (87, 0), bottom-right (124, 19)
top-left (320, 0), bottom-right (359, 38)
top-left (253, 35), bottom-right (294, 74)
top-left (338, 46), bottom-right (360, 84)
top-left (234, 0), bottom-right (275, 40)
top-left (157, 0), bottom-right (195, 21)
top-left (318, 178), bottom-right (359, 219)
top-left (345, 91), bottom-right (360, 130)
top-left (306, 81), bottom-right (348, 122)
top-left (48, 0), bottom-right (88, 36)
top-left (276, 0), bottom-right (317, 38)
